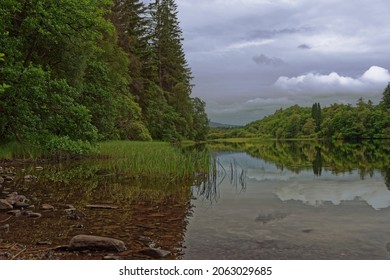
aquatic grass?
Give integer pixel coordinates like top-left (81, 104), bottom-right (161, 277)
top-left (0, 142), bottom-right (44, 160)
top-left (97, 141), bottom-right (211, 179)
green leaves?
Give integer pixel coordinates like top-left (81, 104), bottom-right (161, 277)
top-left (0, 0), bottom-right (208, 155)
top-left (233, 92), bottom-right (390, 140)
top-left (0, 53), bottom-right (10, 93)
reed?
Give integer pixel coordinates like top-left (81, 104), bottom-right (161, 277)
top-left (97, 141), bottom-right (211, 179)
top-left (0, 142), bottom-right (43, 160)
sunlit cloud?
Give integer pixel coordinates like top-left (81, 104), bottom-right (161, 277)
top-left (275, 66), bottom-right (390, 95)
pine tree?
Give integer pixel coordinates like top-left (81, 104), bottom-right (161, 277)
top-left (381, 82), bottom-right (390, 110)
top-left (112, 0), bottom-right (155, 108)
top-left (311, 103), bottom-right (322, 133)
top-left (149, 0), bottom-right (194, 138)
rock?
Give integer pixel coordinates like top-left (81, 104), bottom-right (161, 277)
top-left (103, 255), bottom-right (122, 260)
top-left (68, 235), bottom-right (127, 252)
top-left (7, 210), bottom-right (21, 217)
top-left (66, 209), bottom-right (85, 220)
top-left (0, 224), bottom-right (9, 232)
top-left (0, 199), bottom-right (13, 210)
top-left (138, 236), bottom-right (153, 242)
top-left (24, 175), bottom-right (37, 181)
top-left (41, 204), bottom-right (55, 211)
top-left (6, 192), bottom-right (28, 205)
top-left (139, 248), bottom-right (171, 258)
top-left (28, 212), bottom-right (42, 218)
top-left (14, 202), bottom-right (30, 208)
top-left (0, 177), bottom-right (4, 184)
top-left (70, 224), bottom-right (84, 229)
top-left (36, 241), bottom-right (52, 246)
top-left (22, 210), bottom-right (33, 216)
top-left (66, 204), bottom-right (76, 210)
top-left (85, 205), bottom-right (118, 209)
top-left (4, 176), bottom-right (14, 182)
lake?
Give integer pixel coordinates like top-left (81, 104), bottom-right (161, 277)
top-left (0, 140), bottom-right (389, 259)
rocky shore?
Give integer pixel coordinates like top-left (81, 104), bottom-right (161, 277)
top-left (0, 164), bottom-right (190, 260)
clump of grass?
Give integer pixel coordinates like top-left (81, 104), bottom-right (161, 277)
top-left (98, 141), bottom-right (211, 179)
top-left (0, 142), bottom-right (44, 160)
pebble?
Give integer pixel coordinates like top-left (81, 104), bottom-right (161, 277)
top-left (29, 212), bottom-right (42, 218)
top-left (4, 176), bottom-right (14, 182)
top-left (139, 248), bottom-right (171, 258)
top-left (103, 255), bottom-right (122, 260)
top-left (24, 175), bottom-right (37, 181)
top-left (0, 224), bottom-right (10, 232)
top-left (85, 205), bottom-right (118, 209)
top-left (14, 202), bottom-right (30, 208)
top-left (36, 241), bottom-right (53, 246)
top-left (41, 204), bottom-right (55, 211)
top-left (0, 199), bottom-right (13, 210)
top-left (138, 236), bottom-right (153, 242)
top-left (22, 210), bottom-right (34, 216)
top-left (7, 210), bottom-right (21, 217)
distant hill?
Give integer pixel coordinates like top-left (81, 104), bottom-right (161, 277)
top-left (209, 121), bottom-right (242, 128)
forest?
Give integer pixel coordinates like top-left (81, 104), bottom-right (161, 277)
top-left (0, 0), bottom-right (209, 155)
top-left (209, 85), bottom-right (390, 140)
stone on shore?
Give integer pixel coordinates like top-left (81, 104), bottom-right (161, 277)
top-left (139, 248), bottom-right (171, 258)
top-left (86, 205), bottom-right (118, 209)
top-left (0, 199), bottom-right (13, 210)
top-left (68, 235), bottom-right (127, 252)
top-left (7, 210), bottom-right (21, 217)
top-left (5, 192), bottom-right (28, 205)
top-left (41, 204), bottom-right (55, 211)
top-left (28, 212), bottom-right (42, 218)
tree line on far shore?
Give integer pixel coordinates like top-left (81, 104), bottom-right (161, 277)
top-left (209, 84), bottom-right (390, 140)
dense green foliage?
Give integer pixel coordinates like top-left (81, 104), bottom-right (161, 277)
top-left (0, 0), bottom-right (208, 154)
top-left (209, 87), bottom-right (390, 140)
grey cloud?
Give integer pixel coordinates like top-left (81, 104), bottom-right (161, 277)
top-left (298, 44), bottom-right (311, 50)
top-left (250, 28), bottom-right (306, 40)
top-left (176, 0), bottom-right (390, 125)
top-left (253, 54), bottom-right (287, 67)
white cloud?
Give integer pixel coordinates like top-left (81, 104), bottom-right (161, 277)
top-left (361, 66), bottom-right (390, 84)
top-left (275, 66), bottom-right (390, 95)
top-left (226, 39), bottom-right (274, 51)
top-left (277, 179), bottom-right (390, 210)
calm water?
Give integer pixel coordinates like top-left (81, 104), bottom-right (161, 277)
top-left (1, 140), bottom-right (389, 259)
top-left (185, 149), bottom-right (390, 259)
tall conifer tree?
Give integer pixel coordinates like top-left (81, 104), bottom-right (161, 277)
top-left (149, 0), bottom-right (194, 138)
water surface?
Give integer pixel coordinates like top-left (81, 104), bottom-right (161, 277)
top-left (1, 140), bottom-right (389, 259)
top-left (184, 140), bottom-right (390, 259)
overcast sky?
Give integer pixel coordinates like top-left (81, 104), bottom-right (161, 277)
top-left (175, 0), bottom-right (390, 125)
